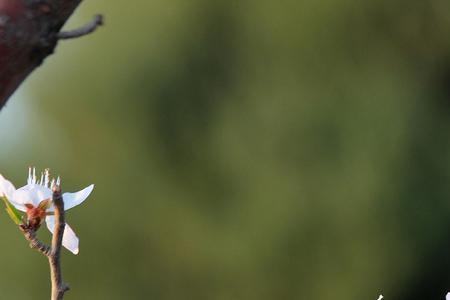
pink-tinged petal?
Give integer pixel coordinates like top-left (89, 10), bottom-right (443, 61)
top-left (45, 216), bottom-right (79, 255)
top-left (447, 292), bottom-right (450, 300)
top-left (62, 184), bottom-right (94, 211)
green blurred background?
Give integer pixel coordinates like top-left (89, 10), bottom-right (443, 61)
top-left (1, 1), bottom-right (450, 299)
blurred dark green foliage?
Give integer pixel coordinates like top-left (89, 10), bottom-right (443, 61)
top-left (1, 1), bottom-right (450, 299)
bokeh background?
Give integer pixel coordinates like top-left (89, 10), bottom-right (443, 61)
top-left (1, 1), bottom-right (450, 299)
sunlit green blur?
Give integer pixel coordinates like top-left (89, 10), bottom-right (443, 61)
top-left (1, 1), bottom-right (450, 299)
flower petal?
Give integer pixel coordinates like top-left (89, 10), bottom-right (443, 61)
top-left (45, 216), bottom-right (80, 255)
top-left (13, 184), bottom-right (52, 207)
top-left (0, 173), bottom-right (16, 200)
top-left (62, 184), bottom-right (94, 210)
top-left (0, 174), bottom-right (25, 211)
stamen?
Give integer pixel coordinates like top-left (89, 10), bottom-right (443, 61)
top-left (27, 167), bottom-right (32, 185)
top-left (39, 172), bottom-right (44, 185)
top-left (56, 176), bottom-right (61, 186)
top-left (50, 179), bottom-right (55, 189)
top-left (44, 169), bottom-right (50, 187)
top-left (32, 168), bottom-right (36, 185)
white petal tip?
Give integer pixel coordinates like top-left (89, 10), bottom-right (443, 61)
top-left (446, 292), bottom-right (450, 300)
top-left (83, 184), bottom-right (95, 196)
top-left (72, 248), bottom-right (79, 255)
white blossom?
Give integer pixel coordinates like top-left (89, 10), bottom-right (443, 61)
top-left (0, 168), bottom-right (94, 254)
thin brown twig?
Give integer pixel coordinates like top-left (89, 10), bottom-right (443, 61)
top-left (58, 14), bottom-right (104, 40)
top-left (49, 186), bottom-right (69, 300)
top-left (19, 226), bottom-right (52, 257)
top-left (19, 185), bottom-right (69, 300)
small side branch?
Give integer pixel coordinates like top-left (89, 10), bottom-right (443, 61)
top-left (19, 226), bottom-right (52, 257)
top-left (58, 14), bottom-right (104, 40)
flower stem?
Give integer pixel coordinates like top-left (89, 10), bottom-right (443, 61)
top-left (19, 185), bottom-right (70, 299)
top-left (49, 186), bottom-right (69, 300)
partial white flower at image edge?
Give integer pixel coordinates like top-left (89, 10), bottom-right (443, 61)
top-left (0, 168), bottom-right (94, 254)
top-left (376, 290), bottom-right (450, 299)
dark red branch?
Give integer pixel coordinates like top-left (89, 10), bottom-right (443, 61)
top-left (0, 0), bottom-right (87, 110)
